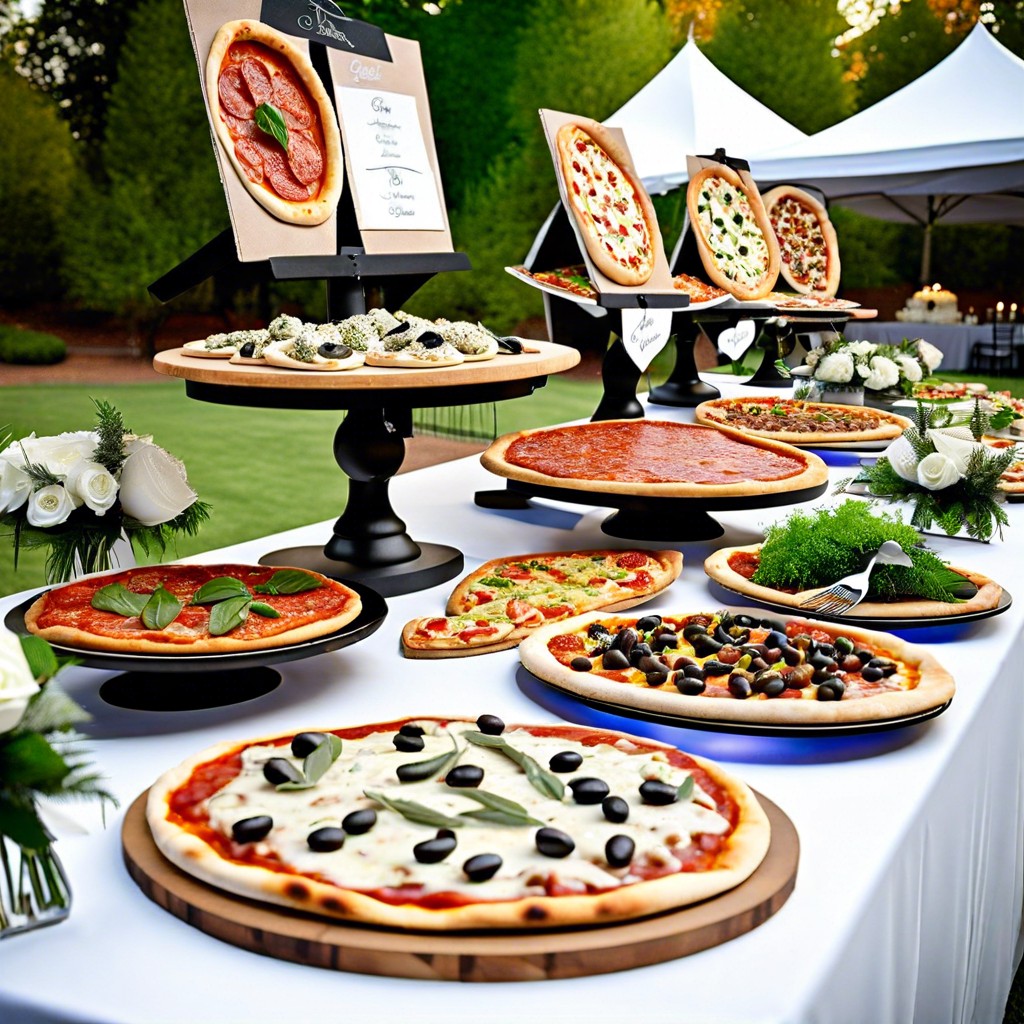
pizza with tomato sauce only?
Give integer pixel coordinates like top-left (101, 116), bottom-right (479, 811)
top-left (694, 397), bottom-right (911, 446)
top-left (762, 186), bottom-right (841, 298)
top-left (555, 118), bottom-right (660, 287)
top-left (145, 715), bottom-right (770, 930)
top-left (481, 419), bottom-right (829, 498)
top-left (518, 609), bottom-right (954, 725)
top-left (401, 549), bottom-right (682, 658)
top-left (24, 564), bottom-right (362, 655)
top-left (207, 20), bottom-right (344, 225)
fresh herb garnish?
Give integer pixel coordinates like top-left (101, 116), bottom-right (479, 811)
top-left (91, 583), bottom-right (149, 617)
top-left (191, 576), bottom-right (251, 604)
top-left (477, 575), bottom-right (514, 589)
top-left (141, 585), bottom-right (183, 630)
top-left (677, 776), bottom-right (695, 801)
top-left (364, 790), bottom-right (466, 829)
top-left (208, 595), bottom-right (252, 636)
top-left (462, 731), bottom-right (564, 800)
top-left (253, 570), bottom-right (323, 595)
top-left (277, 734), bottom-right (343, 791)
top-left (249, 601), bottom-right (280, 618)
top-left (253, 102), bottom-right (288, 151)
top-left (396, 733), bottom-right (461, 783)
top-left (457, 789), bottom-right (543, 827)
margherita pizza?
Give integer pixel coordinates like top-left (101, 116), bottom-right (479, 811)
top-left (762, 186), bottom-right (840, 297)
top-left (694, 397), bottom-right (911, 446)
top-left (518, 609), bottom-right (954, 725)
top-left (145, 715), bottom-right (770, 930)
top-left (24, 564), bottom-right (362, 655)
top-left (207, 20), bottom-right (344, 226)
top-left (686, 164), bottom-right (780, 301)
top-left (481, 420), bottom-right (829, 497)
top-left (401, 549), bottom-right (682, 658)
top-left (555, 119), bottom-right (660, 287)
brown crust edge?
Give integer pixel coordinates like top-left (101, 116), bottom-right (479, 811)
top-left (762, 186), bottom-right (841, 298)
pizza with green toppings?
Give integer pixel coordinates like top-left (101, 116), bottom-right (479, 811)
top-left (686, 163), bottom-right (780, 301)
top-left (401, 549), bottom-right (682, 658)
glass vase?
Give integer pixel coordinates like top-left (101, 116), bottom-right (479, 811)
top-left (0, 835), bottom-right (72, 938)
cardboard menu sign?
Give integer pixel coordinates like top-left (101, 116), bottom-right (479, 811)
top-left (183, 0), bottom-right (453, 262)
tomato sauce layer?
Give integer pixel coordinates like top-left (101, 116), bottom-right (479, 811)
top-left (505, 421), bottom-right (807, 484)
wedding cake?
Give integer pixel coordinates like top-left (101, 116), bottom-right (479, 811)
top-left (895, 284), bottom-right (961, 323)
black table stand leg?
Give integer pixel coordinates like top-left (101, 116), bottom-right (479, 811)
top-left (648, 318), bottom-right (721, 407)
top-left (592, 338), bottom-right (645, 421)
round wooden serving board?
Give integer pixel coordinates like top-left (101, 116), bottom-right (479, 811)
top-left (122, 790), bottom-right (798, 982)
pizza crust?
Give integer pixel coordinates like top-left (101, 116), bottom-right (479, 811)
top-left (182, 341), bottom-right (238, 358)
top-left (693, 399), bottom-right (911, 446)
top-left (556, 119), bottom-right (660, 287)
top-left (518, 610), bottom-right (955, 725)
top-left (145, 719), bottom-right (771, 930)
top-left (206, 20), bottom-right (344, 227)
top-left (364, 349), bottom-right (465, 369)
top-left (762, 186), bottom-right (841, 297)
top-left (704, 544), bottom-right (1004, 619)
top-left (263, 342), bottom-right (365, 372)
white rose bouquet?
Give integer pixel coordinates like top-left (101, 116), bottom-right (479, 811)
top-left (1, 401), bottom-right (209, 583)
top-left (799, 337), bottom-right (938, 397)
top-left (0, 628), bottom-right (116, 935)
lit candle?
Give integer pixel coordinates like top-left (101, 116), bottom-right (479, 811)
top-left (997, 301), bottom-right (1005, 321)
top-left (1012, 302), bottom-right (1018, 321)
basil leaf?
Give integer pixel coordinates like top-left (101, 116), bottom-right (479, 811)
top-left (18, 634), bottom-right (60, 682)
top-left (141, 585), bottom-right (183, 630)
top-left (677, 776), bottom-right (695, 801)
top-left (396, 734), bottom-right (460, 783)
top-left (191, 576), bottom-right (251, 604)
top-left (91, 582), bottom-right (150, 618)
top-left (253, 102), bottom-right (288, 151)
top-left (278, 734), bottom-right (344, 790)
top-left (363, 790), bottom-right (466, 829)
top-left (457, 789), bottom-right (543, 826)
top-left (249, 601), bottom-right (281, 619)
top-left (208, 595), bottom-right (252, 636)
top-left (462, 730), bottom-right (565, 801)
top-left (253, 570), bottom-right (323, 596)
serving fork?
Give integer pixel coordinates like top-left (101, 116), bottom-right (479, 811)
top-left (798, 541), bottom-right (914, 616)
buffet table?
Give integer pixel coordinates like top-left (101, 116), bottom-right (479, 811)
top-left (846, 320), bottom-right (1021, 371)
top-left (1, 391), bottom-right (1022, 1024)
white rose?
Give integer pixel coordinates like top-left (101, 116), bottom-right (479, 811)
top-left (0, 628), bottom-right (41, 735)
top-left (20, 431), bottom-right (98, 477)
top-left (885, 435), bottom-right (922, 482)
top-left (895, 354), bottom-right (923, 383)
top-left (916, 339), bottom-right (943, 372)
top-left (863, 355), bottom-right (901, 390)
top-left (804, 349), bottom-right (821, 369)
top-left (0, 452), bottom-right (33, 513)
top-left (928, 428), bottom-right (988, 476)
top-left (26, 484), bottom-right (76, 527)
top-left (65, 461), bottom-right (118, 516)
top-left (119, 442), bottom-right (197, 526)
top-left (916, 452), bottom-right (961, 490)
top-left (815, 352), bottom-right (855, 384)
top-left (843, 340), bottom-right (876, 357)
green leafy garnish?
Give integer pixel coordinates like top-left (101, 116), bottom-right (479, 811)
top-left (253, 102), bottom-right (288, 151)
top-left (477, 575), bottom-right (514, 589)
top-left (677, 776), bottom-right (695, 801)
top-left (364, 790), bottom-right (466, 829)
top-left (208, 595), bottom-right (252, 636)
top-left (140, 585), bottom-right (183, 629)
top-left (462, 731), bottom-right (564, 801)
top-left (277, 734), bottom-right (343, 791)
top-left (91, 583), bottom-right (149, 618)
top-left (253, 570), bottom-right (323, 596)
top-left (396, 733), bottom-right (460, 783)
top-left (191, 576), bottom-right (251, 604)
top-left (457, 789), bottom-right (543, 827)
top-left (249, 601), bottom-right (280, 619)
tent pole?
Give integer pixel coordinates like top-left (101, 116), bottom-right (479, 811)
top-left (921, 221), bottom-right (933, 284)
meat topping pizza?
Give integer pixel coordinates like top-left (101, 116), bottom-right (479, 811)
top-left (518, 609), bottom-right (954, 725)
top-left (146, 716), bottom-right (770, 930)
top-left (672, 273), bottom-right (728, 303)
top-left (24, 564), bottom-right (362, 654)
top-left (762, 186), bottom-right (840, 297)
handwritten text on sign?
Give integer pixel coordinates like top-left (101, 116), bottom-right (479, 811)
top-left (621, 307), bottom-right (672, 372)
top-left (335, 87), bottom-right (444, 230)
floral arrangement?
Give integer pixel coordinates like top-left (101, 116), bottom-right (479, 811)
top-left (855, 402), bottom-right (1015, 541)
top-left (0, 401), bottom-right (209, 583)
top-left (798, 336), bottom-right (943, 394)
top-left (0, 627), bottom-right (115, 934)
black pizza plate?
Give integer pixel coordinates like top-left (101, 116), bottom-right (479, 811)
top-left (3, 581), bottom-right (387, 675)
top-left (706, 579), bottom-right (1012, 635)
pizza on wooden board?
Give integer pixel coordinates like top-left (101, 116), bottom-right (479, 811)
top-left (686, 163), bottom-right (780, 301)
top-left (145, 715), bottom-right (770, 930)
top-left (555, 119), bottom-right (661, 287)
top-left (518, 609), bottom-right (954, 725)
top-left (207, 20), bottom-right (344, 226)
top-left (480, 419), bottom-right (829, 498)
top-left (24, 564), bottom-right (362, 655)
top-left (694, 397), bottom-right (911, 446)
top-left (401, 549), bottom-right (683, 658)
top-left (762, 186), bottom-right (841, 298)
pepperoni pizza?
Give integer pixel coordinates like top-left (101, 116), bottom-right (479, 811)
top-left (762, 186), bottom-right (841, 297)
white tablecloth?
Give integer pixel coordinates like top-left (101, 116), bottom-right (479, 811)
top-left (1, 393), bottom-right (1022, 1024)
top-left (845, 320), bottom-right (1018, 371)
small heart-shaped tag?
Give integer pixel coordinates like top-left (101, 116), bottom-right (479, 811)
top-left (718, 319), bottom-right (756, 361)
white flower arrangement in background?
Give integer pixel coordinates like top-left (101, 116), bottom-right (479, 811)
top-left (799, 336), bottom-right (940, 394)
top-left (0, 401), bottom-right (209, 583)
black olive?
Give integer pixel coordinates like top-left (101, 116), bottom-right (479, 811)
top-left (816, 682), bottom-right (842, 701)
top-left (393, 732), bottom-right (425, 752)
top-left (810, 651), bottom-right (837, 671)
top-left (262, 757), bottom-right (304, 786)
top-left (674, 672), bottom-right (706, 696)
top-left (601, 648), bottom-right (630, 670)
top-left (629, 642), bottom-right (654, 667)
top-left (463, 853), bottom-right (502, 881)
top-left (760, 618), bottom-right (787, 633)
top-left (536, 827), bottom-right (575, 858)
top-left (239, 341), bottom-right (255, 357)
top-left (861, 665), bottom-right (884, 682)
top-left (602, 795), bottom-right (629, 823)
top-left (549, 750), bottom-right (583, 773)
top-left (445, 764), bottom-right (484, 788)
top-left (762, 676), bottom-right (787, 698)
top-left (816, 642), bottom-right (836, 659)
top-left (683, 664), bottom-right (706, 680)
top-left (703, 659), bottom-right (730, 677)
top-left (418, 330), bottom-right (444, 348)
top-left (691, 636), bottom-right (723, 658)
top-left (568, 777), bottom-right (610, 804)
top-left (812, 667), bottom-right (836, 684)
top-left (651, 631), bottom-right (679, 651)
top-left (317, 341), bottom-right (353, 359)
top-left (476, 714), bottom-right (505, 735)
top-left (342, 808), bottom-right (377, 834)
top-left (728, 674), bottom-right (753, 699)
top-left (749, 657), bottom-right (769, 673)
top-left (610, 627), bottom-right (639, 656)
top-left (588, 622), bottom-right (613, 641)
top-left (639, 780), bottom-right (678, 805)
top-left (291, 732), bottom-right (328, 758)
top-left (868, 658), bottom-right (897, 677)
top-left (734, 614), bottom-right (759, 629)
top-left (782, 646), bottom-right (805, 667)
top-left (645, 668), bottom-right (670, 687)
top-left (570, 656), bottom-right (593, 672)
top-left (385, 322), bottom-right (411, 336)
top-left (307, 826), bottom-right (345, 852)
top-left (415, 833), bottom-right (458, 863)
top-left (232, 815), bottom-right (273, 844)
top-left (635, 614), bottom-right (662, 633)
top-left (636, 654), bottom-right (664, 675)
top-left (764, 630), bottom-right (788, 650)
top-left (399, 723), bottom-right (426, 737)
top-left (854, 649), bottom-right (874, 664)
top-left (605, 834), bottom-right (635, 869)
top-left (752, 670), bottom-right (783, 693)
top-left (683, 623), bottom-right (709, 642)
